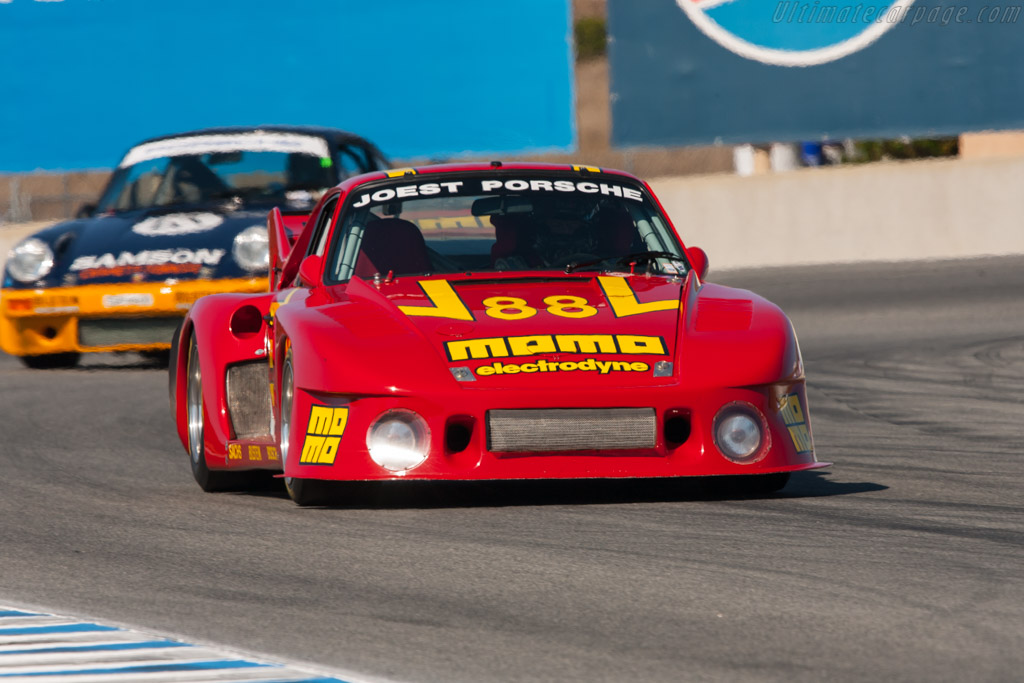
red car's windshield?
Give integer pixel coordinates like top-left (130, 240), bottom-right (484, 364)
top-left (325, 173), bottom-right (687, 282)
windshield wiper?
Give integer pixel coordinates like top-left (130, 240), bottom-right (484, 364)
top-left (564, 251), bottom-right (681, 274)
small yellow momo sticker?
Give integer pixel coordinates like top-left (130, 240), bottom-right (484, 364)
top-left (300, 406), bottom-right (349, 465)
top-left (780, 393), bottom-right (813, 454)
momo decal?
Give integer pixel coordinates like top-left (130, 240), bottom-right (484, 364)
top-left (300, 405), bottom-right (349, 465)
top-left (676, 0), bottom-right (915, 67)
top-left (476, 358), bottom-right (650, 377)
top-left (446, 334), bottom-right (667, 361)
top-left (780, 393), bottom-right (813, 454)
top-left (132, 212), bottom-right (224, 237)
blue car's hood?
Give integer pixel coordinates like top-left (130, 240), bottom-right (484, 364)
top-left (6, 205), bottom-right (269, 288)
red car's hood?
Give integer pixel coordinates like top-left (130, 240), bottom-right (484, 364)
top-left (347, 272), bottom-right (683, 389)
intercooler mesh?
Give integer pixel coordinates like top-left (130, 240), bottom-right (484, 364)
top-left (78, 317), bottom-right (181, 347)
top-left (226, 361), bottom-right (272, 439)
top-left (487, 408), bottom-right (657, 453)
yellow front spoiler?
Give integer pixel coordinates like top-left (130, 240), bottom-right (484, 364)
top-left (0, 277), bottom-right (266, 356)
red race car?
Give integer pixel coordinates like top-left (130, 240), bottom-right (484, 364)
top-left (169, 163), bottom-right (827, 505)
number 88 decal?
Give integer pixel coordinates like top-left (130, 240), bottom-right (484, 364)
top-left (482, 295), bottom-right (597, 320)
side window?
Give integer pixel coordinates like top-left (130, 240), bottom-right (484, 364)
top-left (335, 147), bottom-right (367, 178)
top-left (336, 144), bottom-right (387, 176)
top-left (368, 148), bottom-right (388, 171)
top-left (307, 196), bottom-right (339, 257)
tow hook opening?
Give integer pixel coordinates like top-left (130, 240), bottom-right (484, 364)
top-left (664, 409), bottom-right (691, 448)
top-left (445, 416), bottom-right (475, 453)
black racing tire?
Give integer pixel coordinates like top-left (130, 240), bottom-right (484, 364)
top-left (185, 332), bottom-right (251, 493)
top-left (279, 350), bottom-right (332, 506)
top-left (20, 352), bottom-right (80, 369)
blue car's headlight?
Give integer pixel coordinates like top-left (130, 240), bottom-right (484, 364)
top-left (7, 238), bottom-right (55, 283)
top-left (232, 225), bottom-right (269, 272)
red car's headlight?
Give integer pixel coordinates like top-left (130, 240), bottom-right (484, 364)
top-left (366, 409), bottom-right (430, 472)
top-left (713, 402), bottom-right (768, 463)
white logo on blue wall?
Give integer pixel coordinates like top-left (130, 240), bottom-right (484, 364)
top-left (676, 0), bottom-right (915, 67)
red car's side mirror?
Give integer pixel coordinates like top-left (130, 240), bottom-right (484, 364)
top-left (297, 254), bottom-right (323, 288)
top-left (686, 246), bottom-right (709, 280)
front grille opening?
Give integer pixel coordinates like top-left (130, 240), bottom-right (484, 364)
top-left (78, 316), bottom-right (181, 348)
top-left (487, 408), bottom-right (656, 453)
top-left (42, 327), bottom-right (58, 340)
top-left (445, 417), bottom-right (474, 453)
top-left (664, 411), bottom-right (692, 448)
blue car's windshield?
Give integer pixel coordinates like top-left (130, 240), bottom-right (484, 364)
top-left (97, 132), bottom-right (351, 213)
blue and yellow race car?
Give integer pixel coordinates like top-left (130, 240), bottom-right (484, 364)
top-left (1, 126), bottom-right (387, 368)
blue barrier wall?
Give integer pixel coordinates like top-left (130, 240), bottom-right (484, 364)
top-left (0, 0), bottom-right (575, 172)
top-left (608, 0), bottom-right (1024, 146)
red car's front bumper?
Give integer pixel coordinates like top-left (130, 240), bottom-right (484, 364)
top-left (217, 380), bottom-right (825, 482)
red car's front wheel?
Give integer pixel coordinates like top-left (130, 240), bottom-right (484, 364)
top-left (279, 351), bottom-right (331, 506)
top-left (186, 333), bottom-right (251, 492)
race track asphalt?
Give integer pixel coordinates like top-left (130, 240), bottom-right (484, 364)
top-left (1, 256), bottom-right (1022, 683)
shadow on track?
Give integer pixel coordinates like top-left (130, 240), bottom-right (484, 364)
top-left (233, 470), bottom-right (886, 510)
top-left (15, 354), bottom-right (170, 372)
